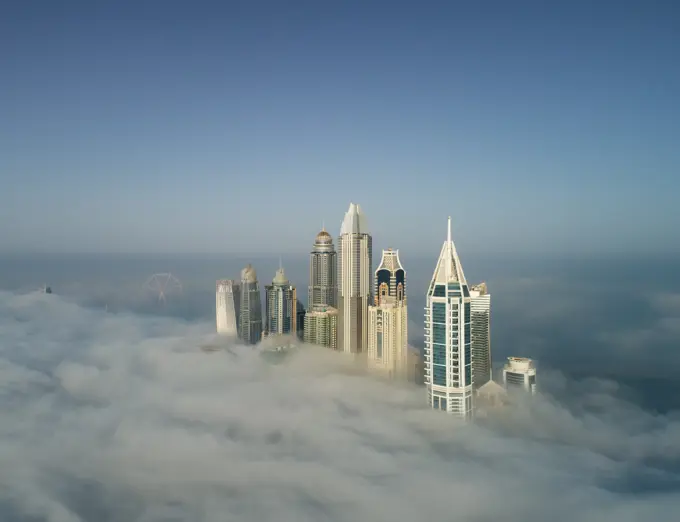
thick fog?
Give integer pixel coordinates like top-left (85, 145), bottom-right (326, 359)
top-left (1, 288), bottom-right (679, 521)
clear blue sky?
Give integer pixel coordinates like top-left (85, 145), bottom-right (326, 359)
top-left (1, 0), bottom-right (678, 256)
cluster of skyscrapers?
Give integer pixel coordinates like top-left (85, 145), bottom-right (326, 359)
top-left (216, 202), bottom-right (534, 420)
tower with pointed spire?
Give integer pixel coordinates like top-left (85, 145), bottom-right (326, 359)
top-left (424, 217), bottom-right (474, 419)
top-left (337, 203), bottom-right (372, 354)
top-left (264, 262), bottom-right (297, 337)
top-left (367, 249), bottom-right (408, 378)
top-left (308, 223), bottom-right (337, 309)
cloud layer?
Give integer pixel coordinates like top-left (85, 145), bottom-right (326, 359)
top-left (1, 290), bottom-right (680, 522)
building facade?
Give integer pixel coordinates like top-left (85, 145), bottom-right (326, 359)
top-left (367, 249), bottom-right (408, 378)
top-left (216, 279), bottom-right (240, 336)
top-left (424, 217), bottom-right (474, 419)
top-left (239, 264), bottom-right (263, 345)
top-left (296, 299), bottom-right (306, 341)
top-left (264, 266), bottom-right (297, 337)
top-left (503, 357), bottom-right (537, 394)
top-left (470, 282), bottom-right (492, 389)
top-left (337, 203), bottom-right (372, 354)
top-left (308, 227), bottom-right (337, 308)
top-left (304, 305), bottom-right (339, 350)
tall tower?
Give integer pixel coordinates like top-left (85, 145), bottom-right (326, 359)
top-left (239, 264), bottom-right (262, 345)
top-left (264, 265), bottom-right (297, 337)
top-left (308, 226), bottom-right (337, 308)
top-left (470, 282), bottom-right (492, 389)
top-left (424, 217), bottom-right (474, 419)
top-left (216, 279), bottom-right (240, 336)
top-left (337, 203), bottom-right (372, 354)
top-left (367, 249), bottom-right (408, 378)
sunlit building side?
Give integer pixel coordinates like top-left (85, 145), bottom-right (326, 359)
top-left (337, 203), bottom-right (372, 354)
top-left (304, 305), bottom-right (339, 350)
top-left (216, 279), bottom-right (240, 336)
top-left (367, 249), bottom-right (408, 378)
top-left (470, 282), bottom-right (492, 389)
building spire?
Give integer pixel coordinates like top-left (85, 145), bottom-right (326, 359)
top-left (279, 256), bottom-right (282, 270)
top-left (446, 217), bottom-right (451, 280)
top-left (322, 220), bottom-right (325, 232)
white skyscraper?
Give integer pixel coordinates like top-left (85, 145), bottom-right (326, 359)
top-left (424, 217), bottom-right (474, 419)
top-left (503, 357), bottom-right (537, 394)
top-left (216, 279), bottom-right (240, 336)
top-left (337, 203), bottom-right (372, 354)
top-left (367, 249), bottom-right (408, 378)
top-left (470, 282), bottom-right (492, 389)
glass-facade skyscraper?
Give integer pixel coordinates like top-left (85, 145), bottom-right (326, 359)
top-left (424, 217), bottom-right (474, 419)
top-left (264, 266), bottom-right (297, 337)
top-left (239, 264), bottom-right (262, 345)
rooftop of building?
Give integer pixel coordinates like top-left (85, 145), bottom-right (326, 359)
top-left (241, 264), bottom-right (257, 283)
top-left (306, 304), bottom-right (339, 315)
top-left (339, 202), bottom-right (369, 235)
top-left (504, 357), bottom-right (535, 371)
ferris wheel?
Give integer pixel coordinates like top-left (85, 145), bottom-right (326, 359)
top-left (144, 273), bottom-right (182, 304)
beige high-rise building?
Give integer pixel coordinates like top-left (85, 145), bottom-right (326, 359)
top-left (337, 203), bottom-right (372, 354)
top-left (304, 305), bottom-right (339, 350)
top-left (367, 249), bottom-right (408, 378)
top-left (470, 282), bottom-right (492, 389)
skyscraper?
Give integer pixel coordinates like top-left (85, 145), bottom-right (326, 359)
top-left (216, 279), bottom-right (240, 336)
top-left (308, 227), bottom-right (337, 308)
top-left (296, 299), bottom-right (306, 341)
top-left (503, 357), bottom-right (537, 394)
top-left (264, 265), bottom-right (297, 337)
top-left (367, 249), bottom-right (408, 378)
top-left (424, 217), bottom-right (474, 419)
top-left (239, 264), bottom-right (262, 345)
top-left (337, 203), bottom-right (372, 354)
top-left (304, 305), bottom-right (339, 350)
top-left (470, 282), bottom-right (492, 389)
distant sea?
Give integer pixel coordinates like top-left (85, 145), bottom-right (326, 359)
top-left (1, 252), bottom-right (678, 413)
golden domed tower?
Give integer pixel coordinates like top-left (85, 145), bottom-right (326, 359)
top-left (308, 224), bottom-right (337, 309)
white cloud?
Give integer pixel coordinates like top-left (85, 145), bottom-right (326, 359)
top-left (0, 291), bottom-right (679, 521)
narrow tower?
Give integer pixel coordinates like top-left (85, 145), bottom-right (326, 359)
top-left (216, 279), bottom-right (240, 336)
top-left (264, 264), bottom-right (297, 337)
top-left (470, 282), bottom-right (492, 389)
top-left (308, 226), bottom-right (337, 308)
top-left (337, 203), bottom-right (372, 354)
top-left (239, 264), bottom-right (263, 345)
top-left (424, 217), bottom-right (474, 419)
top-left (367, 249), bottom-right (408, 378)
